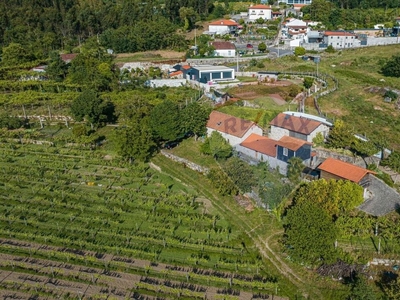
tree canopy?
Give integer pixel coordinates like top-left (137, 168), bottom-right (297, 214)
top-left (381, 54), bottom-right (400, 78)
top-left (292, 179), bottom-right (364, 218)
top-left (201, 131), bottom-right (232, 160)
top-left (284, 199), bottom-right (339, 265)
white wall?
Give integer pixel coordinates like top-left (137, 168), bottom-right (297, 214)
top-left (324, 35), bottom-right (356, 48)
top-left (209, 25), bottom-right (230, 35)
top-left (214, 49), bottom-right (236, 57)
top-left (248, 9), bottom-right (272, 21)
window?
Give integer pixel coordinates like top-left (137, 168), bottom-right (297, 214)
top-left (283, 147), bottom-right (288, 156)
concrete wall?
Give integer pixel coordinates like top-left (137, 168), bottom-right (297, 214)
top-left (214, 49), bottom-right (236, 57)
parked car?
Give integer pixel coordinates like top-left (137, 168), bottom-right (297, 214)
top-left (246, 43), bottom-right (253, 49)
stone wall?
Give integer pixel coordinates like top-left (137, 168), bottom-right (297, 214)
top-left (160, 150), bottom-right (209, 174)
top-left (186, 54), bottom-right (272, 66)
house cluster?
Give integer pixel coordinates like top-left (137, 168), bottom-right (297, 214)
top-left (207, 110), bottom-right (330, 175)
top-left (283, 17), bottom-right (400, 49)
top-left (206, 110), bottom-right (400, 216)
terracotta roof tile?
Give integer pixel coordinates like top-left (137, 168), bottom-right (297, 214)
top-left (324, 31), bottom-right (355, 37)
top-left (60, 53), bottom-right (78, 63)
top-left (209, 19), bottom-right (238, 26)
top-left (318, 158), bottom-right (375, 183)
top-left (207, 111), bottom-right (257, 138)
top-left (276, 136), bottom-right (311, 151)
top-left (250, 4), bottom-right (271, 9)
top-left (169, 70), bottom-right (183, 77)
top-left (182, 65), bottom-right (191, 70)
top-left (240, 134), bottom-right (276, 157)
top-left (211, 41), bottom-right (236, 50)
top-left (270, 113), bottom-right (321, 135)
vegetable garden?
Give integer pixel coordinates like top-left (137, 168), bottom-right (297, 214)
top-left (0, 140), bottom-right (282, 299)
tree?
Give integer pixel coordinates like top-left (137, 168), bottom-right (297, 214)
top-left (149, 100), bottom-right (182, 142)
top-left (207, 168), bottom-right (238, 196)
top-left (46, 51), bottom-right (68, 81)
top-left (179, 7), bottom-right (197, 31)
top-left (287, 157), bottom-right (304, 183)
top-left (381, 54), bottom-right (400, 77)
top-left (382, 276), bottom-right (400, 300)
top-left (327, 119), bottom-right (355, 149)
top-left (303, 77), bottom-right (314, 90)
top-left (348, 274), bottom-right (378, 300)
top-left (294, 46), bottom-right (306, 56)
top-left (0, 113), bottom-right (24, 130)
top-left (222, 157), bottom-right (256, 193)
top-left (351, 139), bottom-right (378, 157)
top-left (292, 179), bottom-right (364, 217)
top-left (70, 90), bottom-right (115, 128)
top-left (201, 131), bottom-right (232, 160)
top-left (1, 42), bottom-right (35, 66)
top-left (111, 117), bottom-right (155, 163)
top-left (284, 199), bottom-right (338, 265)
top-left (180, 102), bottom-right (210, 139)
top-left (325, 45), bottom-right (335, 53)
top-left (258, 42), bottom-right (267, 53)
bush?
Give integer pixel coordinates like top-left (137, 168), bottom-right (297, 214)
top-left (294, 47), bottom-right (306, 56)
top-left (384, 90), bottom-right (398, 101)
top-left (325, 45), bottom-right (335, 53)
top-left (381, 54), bottom-right (400, 77)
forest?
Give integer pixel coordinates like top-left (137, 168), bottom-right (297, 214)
top-left (1, 0), bottom-right (400, 59)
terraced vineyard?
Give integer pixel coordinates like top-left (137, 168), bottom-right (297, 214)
top-left (0, 141), bottom-right (286, 299)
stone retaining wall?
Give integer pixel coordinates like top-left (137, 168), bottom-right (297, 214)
top-left (160, 150), bottom-right (209, 174)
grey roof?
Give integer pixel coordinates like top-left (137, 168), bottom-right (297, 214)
top-left (191, 65), bottom-right (235, 72)
top-left (308, 31), bottom-right (322, 38)
top-left (358, 175), bottom-right (400, 216)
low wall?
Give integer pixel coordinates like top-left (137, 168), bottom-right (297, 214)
top-left (160, 150), bottom-right (209, 174)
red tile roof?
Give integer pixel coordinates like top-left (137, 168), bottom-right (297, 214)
top-left (276, 136), bottom-right (311, 151)
top-left (211, 41), bottom-right (236, 50)
top-left (293, 4), bottom-right (306, 7)
top-left (207, 111), bottom-right (257, 138)
top-left (270, 113), bottom-right (322, 135)
top-left (169, 70), bottom-right (183, 77)
top-left (250, 4), bottom-right (271, 9)
top-left (240, 134), bottom-right (277, 157)
top-left (60, 53), bottom-right (78, 63)
top-left (318, 158), bottom-right (375, 183)
top-left (182, 65), bottom-right (191, 70)
top-left (209, 19), bottom-right (238, 26)
top-left (324, 31), bottom-right (355, 37)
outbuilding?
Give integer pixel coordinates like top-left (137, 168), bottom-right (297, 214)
top-left (186, 65), bottom-right (235, 83)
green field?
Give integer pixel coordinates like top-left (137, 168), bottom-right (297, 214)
top-left (0, 139), bottom-right (291, 299)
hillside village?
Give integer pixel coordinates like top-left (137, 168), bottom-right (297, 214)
top-left (2, 0), bottom-right (400, 299)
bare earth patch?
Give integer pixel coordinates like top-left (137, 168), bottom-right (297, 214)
top-left (116, 50), bottom-right (185, 60)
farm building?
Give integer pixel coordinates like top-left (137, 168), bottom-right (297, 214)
top-left (206, 111), bottom-right (263, 149)
top-left (237, 133), bottom-right (312, 175)
top-left (269, 112), bottom-right (331, 143)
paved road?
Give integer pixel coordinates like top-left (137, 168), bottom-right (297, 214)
top-left (269, 47), bottom-right (293, 57)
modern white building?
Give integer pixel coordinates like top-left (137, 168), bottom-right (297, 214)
top-left (208, 20), bottom-right (239, 35)
top-left (248, 4), bottom-right (272, 21)
top-left (281, 0), bottom-right (312, 4)
top-left (210, 41), bottom-right (236, 57)
top-left (323, 31), bottom-right (357, 48)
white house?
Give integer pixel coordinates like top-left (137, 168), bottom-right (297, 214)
top-left (248, 4), bottom-right (272, 21)
top-left (323, 31), bottom-right (357, 49)
top-left (285, 19), bottom-right (309, 40)
top-left (208, 20), bottom-right (239, 35)
top-left (269, 112), bottom-right (330, 143)
top-left (206, 111), bottom-right (263, 149)
top-left (211, 41), bottom-right (236, 57)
